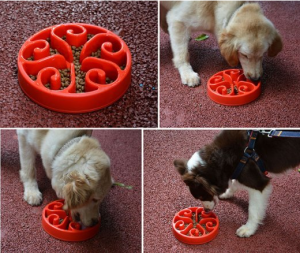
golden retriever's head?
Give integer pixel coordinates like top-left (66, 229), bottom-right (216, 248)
top-left (53, 137), bottom-right (112, 227)
top-left (219, 3), bottom-right (282, 81)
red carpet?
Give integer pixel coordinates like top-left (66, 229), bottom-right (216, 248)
top-left (1, 130), bottom-right (141, 252)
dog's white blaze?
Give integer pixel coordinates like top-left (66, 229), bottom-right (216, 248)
top-left (187, 151), bottom-right (204, 172)
top-left (201, 196), bottom-right (219, 211)
top-left (201, 200), bottom-right (215, 210)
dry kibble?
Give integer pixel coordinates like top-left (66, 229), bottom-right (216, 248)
top-left (234, 86), bottom-right (239, 94)
top-left (29, 75), bottom-right (37, 81)
top-left (87, 34), bottom-right (94, 40)
top-left (227, 86), bottom-right (239, 95)
top-left (58, 69), bottom-right (71, 89)
top-left (90, 48), bottom-right (101, 58)
top-left (34, 34), bottom-right (116, 92)
top-left (106, 77), bottom-right (113, 84)
top-left (50, 48), bottom-right (59, 55)
top-left (70, 44), bottom-right (88, 92)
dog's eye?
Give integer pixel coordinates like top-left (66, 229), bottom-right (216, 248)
top-left (241, 53), bottom-right (248, 59)
top-left (92, 198), bottom-right (100, 203)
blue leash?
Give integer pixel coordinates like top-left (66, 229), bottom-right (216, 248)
top-left (268, 130), bottom-right (300, 138)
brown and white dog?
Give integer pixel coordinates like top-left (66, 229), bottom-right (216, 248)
top-left (17, 129), bottom-right (113, 227)
top-left (161, 1), bottom-right (283, 87)
top-left (174, 130), bottom-right (300, 237)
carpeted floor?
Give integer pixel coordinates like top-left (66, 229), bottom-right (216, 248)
top-left (144, 130), bottom-right (300, 252)
top-left (1, 130), bottom-right (141, 253)
top-left (0, 1), bottom-right (157, 128)
top-left (160, 1), bottom-right (300, 127)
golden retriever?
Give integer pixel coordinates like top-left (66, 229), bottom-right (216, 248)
top-left (17, 129), bottom-right (112, 227)
top-left (161, 1), bottom-right (283, 87)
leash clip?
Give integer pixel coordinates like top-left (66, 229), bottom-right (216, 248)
top-left (259, 129), bottom-right (274, 137)
top-left (267, 129), bottom-right (276, 138)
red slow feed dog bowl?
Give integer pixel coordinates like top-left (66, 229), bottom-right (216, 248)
top-left (172, 207), bottom-right (219, 244)
top-left (207, 69), bottom-right (261, 106)
top-left (18, 23), bottom-right (132, 113)
top-left (42, 199), bottom-right (100, 241)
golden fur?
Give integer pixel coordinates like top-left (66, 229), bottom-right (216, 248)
top-left (161, 1), bottom-right (283, 86)
top-left (17, 129), bottom-right (112, 227)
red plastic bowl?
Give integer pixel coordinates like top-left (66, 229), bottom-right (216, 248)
top-left (207, 69), bottom-right (261, 106)
top-left (172, 207), bottom-right (219, 244)
top-left (42, 199), bottom-right (100, 241)
top-left (18, 23), bottom-right (131, 113)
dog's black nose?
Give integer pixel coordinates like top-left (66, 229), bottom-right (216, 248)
top-left (74, 213), bottom-right (80, 222)
top-left (249, 76), bottom-right (261, 82)
top-left (91, 218), bottom-right (99, 226)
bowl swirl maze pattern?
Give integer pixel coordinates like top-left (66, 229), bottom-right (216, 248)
top-left (42, 199), bottom-right (100, 241)
top-left (207, 69), bottom-right (261, 106)
top-left (172, 207), bottom-right (219, 244)
top-left (18, 23), bottom-right (131, 113)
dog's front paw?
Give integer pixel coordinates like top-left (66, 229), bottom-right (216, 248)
top-left (236, 224), bottom-right (257, 238)
top-left (178, 65), bottom-right (200, 87)
top-left (181, 71), bottom-right (200, 87)
top-left (24, 189), bottom-right (42, 206)
top-left (219, 189), bottom-right (234, 199)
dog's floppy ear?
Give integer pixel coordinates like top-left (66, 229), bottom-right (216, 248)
top-left (219, 31), bottom-right (239, 67)
top-left (195, 176), bottom-right (218, 196)
top-left (63, 171), bottom-right (95, 209)
top-left (268, 31), bottom-right (283, 57)
top-left (174, 159), bottom-right (188, 175)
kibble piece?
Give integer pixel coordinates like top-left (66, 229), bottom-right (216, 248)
top-left (50, 46), bottom-right (60, 56)
top-left (90, 48), bottom-right (101, 58)
top-left (87, 34), bottom-right (95, 40)
top-left (29, 75), bottom-right (37, 81)
top-left (234, 86), bottom-right (239, 95)
top-left (105, 77), bottom-right (114, 84)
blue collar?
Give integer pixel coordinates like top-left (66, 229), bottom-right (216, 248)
top-left (231, 131), bottom-right (267, 180)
